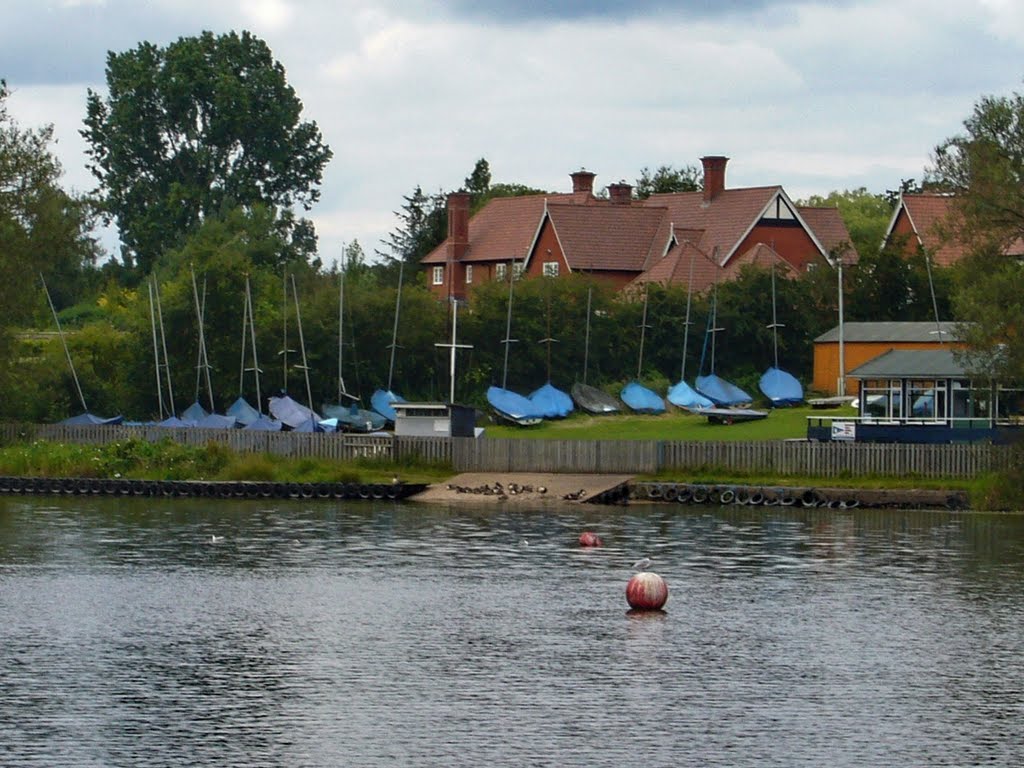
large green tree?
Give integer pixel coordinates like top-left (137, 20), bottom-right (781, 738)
top-left (82, 30), bottom-right (332, 275)
top-left (930, 86), bottom-right (1024, 380)
top-left (634, 164), bottom-right (702, 199)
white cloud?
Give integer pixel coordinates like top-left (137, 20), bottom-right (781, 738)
top-left (6, 0), bottom-right (1024, 264)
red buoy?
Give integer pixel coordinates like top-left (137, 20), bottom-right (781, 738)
top-left (578, 531), bottom-right (603, 547)
top-left (626, 571), bottom-right (668, 610)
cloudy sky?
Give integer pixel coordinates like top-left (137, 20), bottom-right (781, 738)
top-left (4, 0), bottom-right (1024, 264)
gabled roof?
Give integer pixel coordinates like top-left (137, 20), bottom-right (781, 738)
top-left (883, 193), bottom-right (965, 267)
top-left (727, 242), bottom-right (797, 275)
top-left (539, 202), bottom-right (669, 272)
top-left (798, 206), bottom-right (859, 263)
top-left (815, 321), bottom-right (961, 344)
top-left (644, 187), bottom-right (782, 266)
top-left (422, 194), bottom-right (569, 265)
top-left (626, 241), bottom-right (721, 292)
top-left (848, 349), bottom-right (968, 379)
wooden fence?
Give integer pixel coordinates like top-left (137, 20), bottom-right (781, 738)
top-left (0, 423), bottom-right (1012, 478)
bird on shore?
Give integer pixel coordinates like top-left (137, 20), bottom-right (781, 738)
top-left (632, 557), bottom-right (652, 571)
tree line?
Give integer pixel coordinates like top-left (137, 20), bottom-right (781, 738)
top-left (1, 29), bottom-right (1020, 422)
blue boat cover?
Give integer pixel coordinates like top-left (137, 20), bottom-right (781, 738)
top-left (696, 374), bottom-right (753, 407)
top-left (322, 402), bottom-right (388, 432)
top-left (60, 413), bottom-right (124, 426)
top-left (269, 395), bottom-right (320, 429)
top-left (194, 413), bottom-right (238, 429)
top-left (528, 382), bottom-right (574, 418)
top-left (180, 401), bottom-right (208, 422)
top-left (487, 386), bottom-right (544, 423)
top-left (290, 417), bottom-right (323, 432)
top-left (157, 416), bottom-right (190, 428)
top-left (758, 367), bottom-right (804, 406)
top-left (370, 389), bottom-right (406, 422)
top-left (226, 396), bottom-right (261, 426)
top-left (666, 380), bottom-right (714, 411)
top-left (243, 415), bottom-right (282, 431)
top-left (620, 381), bottom-right (666, 414)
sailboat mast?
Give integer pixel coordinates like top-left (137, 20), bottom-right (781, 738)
top-left (582, 285), bottom-right (593, 385)
top-left (153, 279), bottom-right (175, 414)
top-left (281, 269), bottom-right (289, 390)
top-left (190, 269), bottom-right (215, 412)
top-left (338, 255), bottom-right (346, 402)
top-left (387, 261), bottom-right (404, 392)
top-left (291, 274), bottom-right (315, 412)
top-left (41, 274), bottom-right (88, 414)
top-left (245, 275), bottom-right (262, 414)
top-left (238, 280), bottom-right (250, 397)
top-left (769, 246), bottom-right (780, 369)
top-left (539, 280), bottom-right (558, 381)
top-left (680, 245), bottom-right (698, 381)
top-left (637, 283), bottom-right (651, 380)
top-left (148, 280), bottom-right (165, 419)
top-left (500, 259), bottom-right (518, 390)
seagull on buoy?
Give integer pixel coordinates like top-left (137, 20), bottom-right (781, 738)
top-left (632, 557), bottom-right (652, 571)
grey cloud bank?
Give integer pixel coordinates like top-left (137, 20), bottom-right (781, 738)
top-left (3, 0), bottom-right (1023, 265)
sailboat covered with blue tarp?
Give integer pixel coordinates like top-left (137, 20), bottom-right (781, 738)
top-left (60, 412), bottom-right (124, 426)
top-left (667, 381), bottom-right (713, 410)
top-left (528, 382), bottom-right (574, 418)
top-left (757, 251), bottom-right (804, 406)
top-left (759, 367), bottom-right (803, 406)
top-left (621, 381), bottom-right (666, 414)
top-left (619, 283), bottom-right (665, 414)
top-left (487, 386), bottom-right (543, 425)
top-left (695, 374), bottom-right (752, 406)
top-left (370, 389), bottom-right (405, 423)
top-left (226, 396), bottom-right (261, 427)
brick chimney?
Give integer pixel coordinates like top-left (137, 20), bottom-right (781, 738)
top-left (701, 155), bottom-right (728, 203)
top-left (446, 191), bottom-right (471, 260)
top-left (608, 182), bottom-right (633, 205)
top-left (570, 170), bottom-right (596, 199)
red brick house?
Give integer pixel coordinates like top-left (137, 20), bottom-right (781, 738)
top-left (883, 192), bottom-right (1024, 266)
top-left (422, 156), bottom-right (856, 300)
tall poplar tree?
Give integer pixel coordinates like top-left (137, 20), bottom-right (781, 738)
top-left (82, 30), bottom-right (332, 275)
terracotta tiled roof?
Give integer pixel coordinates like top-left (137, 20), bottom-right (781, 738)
top-left (726, 242), bottom-right (797, 276)
top-left (892, 193), bottom-right (1024, 266)
top-left (422, 194), bottom-right (571, 265)
top-left (895, 194), bottom-right (964, 267)
top-left (797, 206), bottom-right (859, 264)
top-left (627, 241), bottom-right (722, 294)
top-left (544, 202), bottom-right (669, 272)
top-left (643, 187), bottom-right (781, 265)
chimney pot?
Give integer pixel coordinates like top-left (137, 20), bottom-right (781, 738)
top-left (608, 182), bottom-right (633, 205)
top-left (570, 170), bottom-right (596, 198)
top-left (701, 155), bottom-right (729, 203)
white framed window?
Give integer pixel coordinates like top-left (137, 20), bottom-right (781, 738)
top-left (432, 266), bottom-right (444, 285)
top-left (543, 261), bottom-right (559, 277)
top-left (805, 263), bottom-right (817, 272)
top-left (495, 263), bottom-right (507, 281)
top-left (512, 262), bottom-right (524, 280)
top-left (465, 264), bottom-right (473, 284)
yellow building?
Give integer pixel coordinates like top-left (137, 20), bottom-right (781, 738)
top-left (813, 321), bottom-right (962, 396)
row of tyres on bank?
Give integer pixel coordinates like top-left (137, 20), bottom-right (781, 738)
top-left (0, 476), bottom-right (426, 501)
top-left (632, 482), bottom-right (862, 509)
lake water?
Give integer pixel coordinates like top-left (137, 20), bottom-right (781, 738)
top-left (1, 496), bottom-right (1023, 767)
